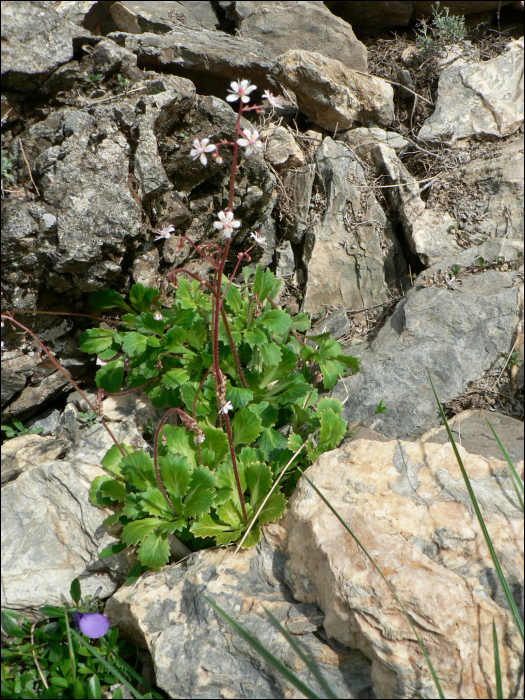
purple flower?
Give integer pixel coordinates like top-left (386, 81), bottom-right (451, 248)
top-left (73, 611), bottom-right (109, 639)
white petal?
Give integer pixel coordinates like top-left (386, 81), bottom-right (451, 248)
top-left (237, 138), bottom-right (249, 147)
top-left (231, 220), bottom-right (241, 229)
top-left (213, 221), bottom-right (223, 230)
top-left (204, 144), bottom-right (215, 152)
top-left (226, 94), bottom-right (238, 102)
top-left (192, 139), bottom-right (200, 148)
top-left (201, 138), bottom-right (210, 146)
top-left (218, 211), bottom-right (227, 221)
top-left (241, 95), bottom-right (251, 103)
top-left (199, 153), bottom-right (207, 166)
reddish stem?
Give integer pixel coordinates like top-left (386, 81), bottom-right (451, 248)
top-left (1, 314), bottom-right (125, 456)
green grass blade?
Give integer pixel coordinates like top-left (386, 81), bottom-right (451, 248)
top-left (70, 629), bottom-right (145, 700)
top-left (296, 466), bottom-right (444, 699)
top-left (484, 417), bottom-right (523, 511)
top-left (63, 610), bottom-right (77, 682)
top-left (427, 370), bottom-right (524, 642)
top-left (262, 606), bottom-right (338, 699)
top-left (492, 618), bottom-right (502, 699)
top-left (202, 595), bottom-right (324, 699)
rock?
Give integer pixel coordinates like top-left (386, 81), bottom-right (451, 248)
top-left (105, 533), bottom-right (374, 699)
top-left (418, 38), bottom-right (524, 143)
top-left (275, 50), bottom-right (395, 132)
top-left (132, 247), bottom-right (160, 288)
top-left (341, 127), bottom-right (410, 164)
top-left (1, 0), bottom-right (92, 93)
top-left (302, 138), bottom-right (405, 317)
top-left (108, 28), bottom-right (276, 97)
top-left (312, 309), bottom-right (352, 341)
top-left (238, 2), bottom-right (367, 72)
top-left (1, 351), bottom-right (39, 407)
top-left (419, 408), bottom-right (524, 465)
top-left (2, 369), bottom-right (72, 421)
top-left (325, 0), bottom-right (414, 33)
top-left (284, 438), bottom-right (523, 699)
top-left (1, 434), bottom-right (69, 484)
top-left (331, 244), bottom-right (524, 439)
top-left (25, 407), bottom-right (62, 436)
top-left (109, 1), bottom-right (219, 33)
top-left (274, 240), bottom-right (295, 279)
top-left (426, 138), bottom-right (524, 244)
top-left (371, 143), bottom-right (461, 265)
top-left (65, 419), bottom-right (150, 466)
top-left (281, 164), bottom-right (316, 244)
top-left (96, 390), bottom-right (166, 434)
top-left (1, 459), bottom-right (128, 613)
top-left (263, 126), bottom-right (305, 171)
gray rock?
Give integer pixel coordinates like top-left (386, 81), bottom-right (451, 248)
top-left (312, 309), bottom-right (351, 341)
top-left (105, 533), bottom-right (374, 699)
top-left (25, 408), bottom-right (62, 436)
top-left (1, 351), bottom-right (39, 407)
top-left (1, 459), bottom-right (128, 614)
top-left (65, 419), bottom-right (150, 466)
top-left (1, 434), bottom-right (69, 484)
top-left (110, 1), bottom-right (219, 33)
top-left (55, 403), bottom-right (81, 443)
top-left (302, 138), bottom-right (405, 317)
top-left (281, 164), bottom-right (316, 244)
top-left (108, 28), bottom-right (276, 97)
top-left (275, 50), bottom-right (395, 132)
top-left (427, 138), bottom-right (524, 244)
top-left (2, 370), bottom-right (71, 421)
top-left (274, 241), bottom-right (295, 279)
top-left (371, 143), bottom-right (461, 265)
top-left (418, 38), bottom-right (524, 144)
top-left (1, 0), bottom-right (92, 93)
top-left (331, 253), bottom-right (524, 440)
top-left (239, 2), bottom-right (367, 72)
top-left (263, 126), bottom-right (305, 171)
top-left (419, 409), bottom-right (524, 465)
top-left (341, 127), bottom-right (410, 161)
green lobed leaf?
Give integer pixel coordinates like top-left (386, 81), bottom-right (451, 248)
top-left (190, 513), bottom-right (230, 539)
top-left (121, 518), bottom-right (163, 546)
top-left (216, 499), bottom-right (244, 528)
top-left (256, 491), bottom-right (287, 526)
top-left (121, 332), bottom-right (148, 357)
top-left (89, 289), bottom-right (133, 313)
top-left (233, 407), bottom-right (263, 446)
top-left (122, 492), bottom-right (148, 519)
top-left (259, 347), bottom-right (299, 388)
top-left (70, 578), bottom-right (81, 605)
top-left (180, 382), bottom-right (211, 417)
top-left (317, 409), bottom-right (346, 453)
top-left (95, 359), bottom-right (124, 393)
top-left (225, 386), bottom-right (254, 409)
top-left (253, 265), bottom-right (275, 302)
top-left (223, 282), bottom-right (243, 313)
top-left (259, 341), bottom-right (282, 367)
top-left (244, 327), bottom-right (267, 347)
top-left (288, 433), bottom-right (303, 452)
top-left (89, 475), bottom-right (115, 508)
top-left (128, 284), bottom-right (159, 314)
top-left (100, 479), bottom-right (127, 502)
top-left (258, 309), bottom-right (292, 336)
top-left (120, 451), bottom-right (157, 491)
top-left (315, 398), bottom-right (343, 415)
top-left (134, 313), bottom-right (165, 335)
top-left (216, 460), bottom-right (246, 495)
top-left (140, 487), bottom-right (172, 517)
top-left (200, 426), bottom-right (229, 466)
top-left (79, 328), bottom-right (116, 355)
top-left (245, 461), bottom-right (272, 507)
top-left (101, 444), bottom-right (134, 477)
top-left (258, 427), bottom-right (288, 461)
top-left (240, 524), bottom-right (261, 548)
top-left (183, 466), bottom-right (216, 518)
top-left (137, 530), bottom-right (170, 570)
top-left (163, 327), bottom-right (186, 353)
top-left (98, 542), bottom-right (127, 559)
top-left (291, 313), bottom-right (310, 332)
top-left (162, 368), bottom-right (190, 389)
top-left (102, 512), bottom-right (121, 527)
top-left (164, 426), bottom-right (197, 468)
top-left (159, 454), bottom-right (191, 500)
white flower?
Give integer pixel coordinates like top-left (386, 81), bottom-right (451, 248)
top-left (153, 312), bottom-right (163, 321)
top-left (250, 231), bottom-right (266, 246)
top-left (193, 434), bottom-right (206, 444)
top-left (213, 210), bottom-right (241, 239)
top-left (218, 400), bottom-right (233, 415)
top-left (154, 224), bottom-right (175, 242)
top-left (262, 90), bottom-right (284, 110)
top-left (226, 79), bottom-right (257, 104)
top-left (189, 138), bottom-right (215, 166)
top-left (237, 129), bottom-right (263, 156)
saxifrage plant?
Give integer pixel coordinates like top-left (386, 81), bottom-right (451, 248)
top-left (78, 79), bottom-right (361, 571)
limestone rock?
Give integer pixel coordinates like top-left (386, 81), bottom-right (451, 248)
top-left (274, 240), bottom-right (295, 279)
top-left (302, 138), bottom-right (405, 316)
top-left (105, 535), bottom-right (374, 699)
top-left (238, 1), bottom-right (367, 72)
top-left (1, 0), bottom-right (92, 93)
top-left (341, 127), bottom-right (410, 165)
top-left (371, 142), bottom-right (461, 265)
top-left (263, 126), bottom-right (305, 171)
top-left (284, 439), bottom-right (523, 699)
top-left (275, 50), bottom-right (395, 132)
top-left (1, 351), bottom-right (39, 406)
top-left (331, 244), bottom-right (524, 439)
top-left (419, 408), bottom-right (525, 465)
top-left (1, 460), bottom-right (128, 613)
top-left (109, 28), bottom-right (275, 97)
top-left (311, 309), bottom-right (351, 341)
top-left (1, 434), bottom-right (69, 484)
top-left (65, 418), bottom-right (150, 466)
top-left (109, 1), bottom-right (219, 33)
top-left (418, 38), bottom-right (524, 143)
